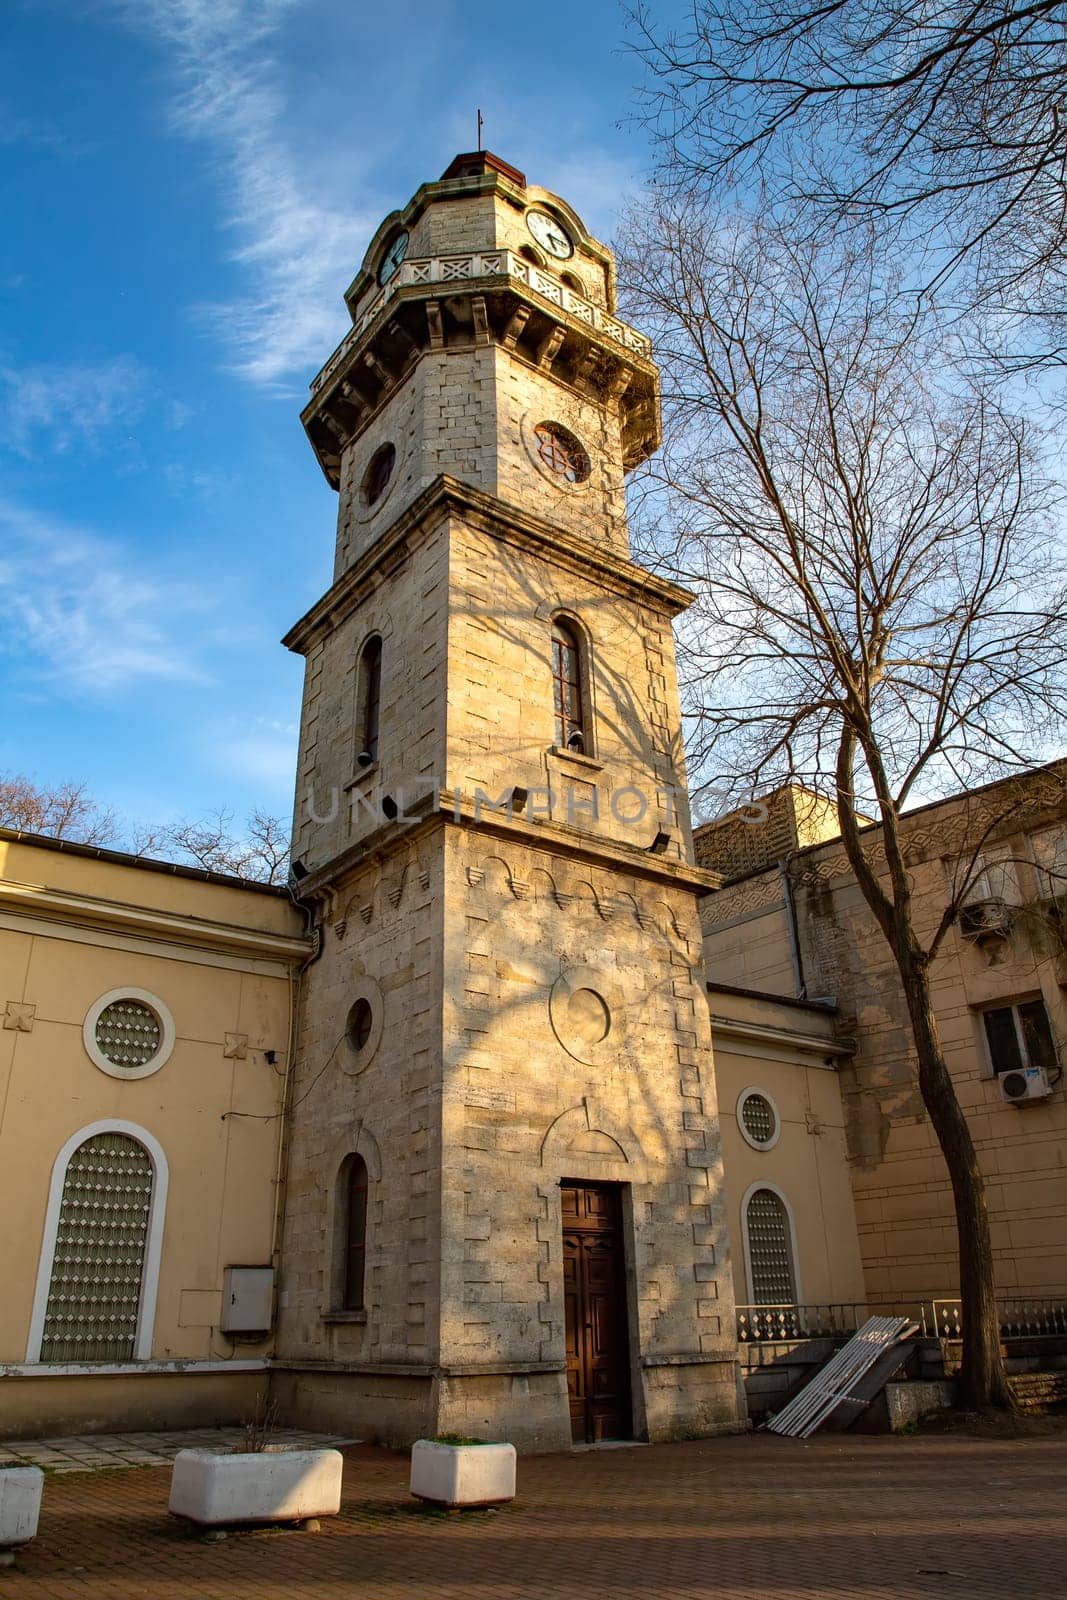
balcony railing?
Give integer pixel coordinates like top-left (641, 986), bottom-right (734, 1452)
top-left (309, 250), bottom-right (652, 397)
top-left (931, 1297), bottom-right (1067, 1340)
top-left (738, 1296), bottom-right (1067, 1343)
top-left (736, 1303), bottom-right (897, 1342)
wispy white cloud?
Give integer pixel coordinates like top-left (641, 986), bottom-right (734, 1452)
top-left (111, 1), bottom-right (374, 390)
top-left (0, 356), bottom-right (151, 458)
top-left (0, 496), bottom-right (211, 693)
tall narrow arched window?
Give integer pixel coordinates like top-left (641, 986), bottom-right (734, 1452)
top-left (343, 1155), bottom-right (369, 1311)
top-left (356, 636), bottom-right (382, 765)
top-left (552, 618), bottom-right (587, 753)
top-left (743, 1187), bottom-right (797, 1305)
top-left (40, 1132), bottom-right (156, 1362)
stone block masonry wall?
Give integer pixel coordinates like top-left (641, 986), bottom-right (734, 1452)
top-left (291, 520), bottom-right (449, 876)
top-left (435, 827), bottom-right (741, 1445)
top-left (489, 348), bottom-right (629, 553)
top-left (446, 516), bottom-right (694, 859)
top-left (334, 344), bottom-right (631, 579)
top-left (275, 836), bottom-right (445, 1372)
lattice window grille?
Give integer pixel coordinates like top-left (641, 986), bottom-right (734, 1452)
top-left (741, 1093), bottom-right (777, 1146)
top-left (535, 424), bottom-right (590, 484)
top-left (41, 1133), bottom-right (154, 1362)
top-left (747, 1189), bottom-right (796, 1305)
top-left (94, 1000), bottom-right (162, 1069)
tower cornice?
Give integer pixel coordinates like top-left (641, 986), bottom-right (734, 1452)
top-left (282, 474), bottom-right (692, 657)
top-left (302, 251), bottom-right (658, 486)
top-left (290, 803), bottom-right (722, 910)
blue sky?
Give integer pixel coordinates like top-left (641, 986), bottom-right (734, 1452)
top-left (0, 0), bottom-right (674, 838)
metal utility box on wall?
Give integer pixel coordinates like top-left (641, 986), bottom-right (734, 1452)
top-left (221, 1266), bottom-right (275, 1333)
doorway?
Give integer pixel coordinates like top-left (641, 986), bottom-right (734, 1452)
top-left (562, 1181), bottom-right (632, 1443)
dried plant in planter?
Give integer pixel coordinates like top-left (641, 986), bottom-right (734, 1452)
top-left (234, 1395), bottom-right (280, 1454)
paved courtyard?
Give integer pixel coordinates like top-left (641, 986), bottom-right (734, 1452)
top-left (0, 1426), bottom-right (354, 1473)
top-left (1, 1429), bottom-right (1065, 1599)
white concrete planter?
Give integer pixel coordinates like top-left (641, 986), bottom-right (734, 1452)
top-left (410, 1439), bottom-right (516, 1508)
top-left (0, 1467), bottom-right (43, 1549)
top-left (168, 1447), bottom-right (343, 1527)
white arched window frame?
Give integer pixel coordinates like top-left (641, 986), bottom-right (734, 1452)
top-left (25, 1119), bottom-right (169, 1364)
top-left (739, 1179), bottom-right (803, 1307)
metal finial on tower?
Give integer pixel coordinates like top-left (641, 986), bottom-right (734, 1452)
top-left (477, 108), bottom-right (483, 151)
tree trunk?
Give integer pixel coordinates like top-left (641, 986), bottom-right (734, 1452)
top-left (893, 948), bottom-right (1015, 1409)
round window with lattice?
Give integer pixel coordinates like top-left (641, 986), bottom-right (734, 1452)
top-left (533, 422), bottom-right (591, 484)
top-left (737, 1088), bottom-right (781, 1150)
top-left (83, 988), bottom-right (176, 1080)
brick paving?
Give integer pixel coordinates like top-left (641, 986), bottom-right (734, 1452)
top-left (0, 1427), bottom-right (354, 1474)
top-left (2, 1430), bottom-right (1065, 1598)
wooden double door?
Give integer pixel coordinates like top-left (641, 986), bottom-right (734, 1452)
top-left (562, 1182), bottom-right (632, 1443)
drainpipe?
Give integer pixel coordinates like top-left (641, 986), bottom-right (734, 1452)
top-left (779, 855), bottom-right (807, 1001)
top-left (270, 898), bottom-right (323, 1273)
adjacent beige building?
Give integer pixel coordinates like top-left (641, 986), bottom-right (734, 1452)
top-left (700, 771), bottom-right (1067, 1311)
top-left (0, 829), bottom-right (308, 1437)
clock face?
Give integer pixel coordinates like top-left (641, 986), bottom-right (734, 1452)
top-left (378, 230), bottom-right (409, 286)
top-left (526, 210), bottom-right (573, 260)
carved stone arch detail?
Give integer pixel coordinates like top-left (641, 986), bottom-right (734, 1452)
top-left (477, 853), bottom-right (514, 895)
top-left (385, 860), bottom-right (409, 909)
top-left (325, 1120), bottom-right (382, 1186)
top-left (539, 1097), bottom-right (646, 1183)
top-left (653, 898), bottom-right (687, 943)
top-left (353, 609), bottom-right (396, 655)
top-left (569, 878), bottom-right (602, 915)
top-left (527, 866), bottom-right (558, 903)
top-left (340, 875), bottom-right (381, 931)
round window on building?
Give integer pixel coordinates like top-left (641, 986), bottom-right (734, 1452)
top-left (83, 988), bottom-right (175, 1081)
top-left (96, 1000), bottom-right (162, 1069)
top-left (738, 1088), bottom-right (781, 1150)
top-left (362, 442), bottom-right (396, 507)
top-left (347, 997), bottom-right (374, 1053)
top-left (533, 422), bottom-right (591, 484)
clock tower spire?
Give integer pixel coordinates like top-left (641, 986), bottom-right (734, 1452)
top-left (275, 153), bottom-right (743, 1450)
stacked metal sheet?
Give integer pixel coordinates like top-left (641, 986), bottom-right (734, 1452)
top-left (766, 1316), bottom-right (918, 1437)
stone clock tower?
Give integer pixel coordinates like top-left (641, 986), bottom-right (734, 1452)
top-left (273, 152), bottom-right (743, 1449)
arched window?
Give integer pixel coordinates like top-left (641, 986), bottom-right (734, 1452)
top-left (30, 1126), bottom-right (167, 1363)
top-left (743, 1187), bottom-right (798, 1306)
top-left (552, 618), bottom-right (588, 753)
top-left (356, 636), bottom-right (382, 765)
top-left (343, 1155), bottom-right (369, 1311)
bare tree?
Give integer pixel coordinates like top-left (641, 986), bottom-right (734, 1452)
top-left (159, 808), bottom-right (291, 885)
top-left (0, 773), bottom-right (119, 847)
top-left (617, 194), bottom-right (1067, 1407)
top-left (631, 1), bottom-right (1067, 367)
top-left (0, 773), bottom-right (290, 885)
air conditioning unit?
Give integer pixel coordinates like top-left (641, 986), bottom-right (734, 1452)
top-left (960, 899), bottom-right (1014, 943)
top-left (1000, 1065), bottom-right (1052, 1105)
